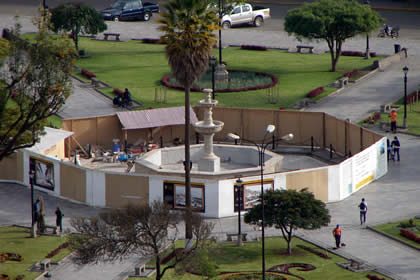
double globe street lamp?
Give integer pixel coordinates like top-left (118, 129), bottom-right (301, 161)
top-left (228, 126), bottom-right (293, 280)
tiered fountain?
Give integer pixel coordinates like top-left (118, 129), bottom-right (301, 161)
top-left (192, 89), bottom-right (224, 172)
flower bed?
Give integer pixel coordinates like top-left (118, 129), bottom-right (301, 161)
top-left (46, 242), bottom-right (69, 259)
top-left (240, 45), bottom-right (267, 51)
top-left (113, 88), bottom-right (124, 96)
top-left (81, 69), bottom-right (96, 79)
top-left (363, 112), bottom-right (381, 124)
top-left (367, 274), bottom-right (386, 280)
top-left (306, 87), bottom-right (324, 98)
top-left (162, 70), bottom-right (278, 93)
top-left (343, 69), bottom-right (359, 79)
top-left (400, 228), bottom-right (420, 243)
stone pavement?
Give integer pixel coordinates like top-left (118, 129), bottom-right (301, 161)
top-left (1, 5), bottom-right (420, 280)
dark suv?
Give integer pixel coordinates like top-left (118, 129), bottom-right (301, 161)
top-left (101, 0), bottom-right (159, 22)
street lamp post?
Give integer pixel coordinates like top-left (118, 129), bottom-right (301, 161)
top-left (210, 56), bottom-right (217, 100)
top-left (30, 170), bottom-right (36, 238)
top-left (218, 0), bottom-right (222, 64)
top-left (235, 178), bottom-right (243, 246)
top-left (364, 0), bottom-right (370, 59)
top-left (228, 128), bottom-right (293, 280)
top-left (403, 66), bottom-right (409, 128)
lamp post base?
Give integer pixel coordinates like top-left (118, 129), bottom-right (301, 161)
top-left (215, 64), bottom-right (228, 81)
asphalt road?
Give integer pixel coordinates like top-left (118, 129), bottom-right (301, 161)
top-left (1, 0), bottom-right (420, 40)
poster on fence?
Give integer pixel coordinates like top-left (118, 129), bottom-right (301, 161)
top-left (30, 157), bottom-right (55, 190)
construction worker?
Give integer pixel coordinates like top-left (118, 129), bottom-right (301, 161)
top-left (389, 108), bottom-right (397, 133)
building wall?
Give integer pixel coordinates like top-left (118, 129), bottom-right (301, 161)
top-left (286, 168), bottom-right (329, 202)
top-left (105, 173), bottom-right (149, 208)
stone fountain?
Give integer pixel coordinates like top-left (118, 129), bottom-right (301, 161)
top-left (192, 89), bottom-right (224, 172)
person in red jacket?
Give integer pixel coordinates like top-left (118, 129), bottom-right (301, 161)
top-left (332, 224), bottom-right (342, 249)
top-left (389, 108), bottom-right (397, 133)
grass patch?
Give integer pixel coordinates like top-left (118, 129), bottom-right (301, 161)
top-left (75, 38), bottom-right (382, 110)
top-left (372, 218), bottom-right (420, 249)
top-left (129, 237), bottom-right (390, 280)
top-left (0, 226), bottom-right (70, 280)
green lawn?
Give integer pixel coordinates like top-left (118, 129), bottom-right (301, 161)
top-left (0, 226), bottom-right (70, 280)
top-left (130, 237), bottom-right (390, 280)
top-left (372, 218), bottom-right (420, 249)
top-left (75, 38), bottom-right (381, 110)
top-left (378, 101), bottom-right (420, 135)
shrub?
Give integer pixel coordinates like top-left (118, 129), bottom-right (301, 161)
top-left (240, 45), bottom-right (267, 51)
top-left (367, 274), bottom-right (385, 280)
top-left (81, 69), bottom-right (96, 79)
top-left (343, 69), bottom-right (359, 79)
top-left (142, 38), bottom-right (162, 44)
top-left (400, 228), bottom-right (420, 243)
top-left (113, 88), bottom-right (124, 96)
top-left (306, 87), bottom-right (324, 98)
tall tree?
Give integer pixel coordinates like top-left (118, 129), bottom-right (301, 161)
top-left (245, 189), bottom-right (330, 255)
top-left (70, 201), bottom-right (214, 280)
top-left (0, 12), bottom-right (75, 161)
top-left (50, 2), bottom-right (107, 51)
top-left (158, 0), bottom-right (219, 247)
top-left (284, 0), bottom-right (383, 72)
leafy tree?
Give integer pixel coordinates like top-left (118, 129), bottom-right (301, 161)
top-left (158, 0), bottom-right (219, 247)
top-left (244, 188), bottom-right (330, 255)
top-left (70, 201), bottom-right (214, 280)
top-left (284, 0), bottom-right (383, 72)
top-left (50, 2), bottom-right (107, 51)
top-left (0, 13), bottom-right (75, 161)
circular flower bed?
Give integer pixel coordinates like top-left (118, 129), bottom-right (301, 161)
top-left (161, 70), bottom-right (278, 93)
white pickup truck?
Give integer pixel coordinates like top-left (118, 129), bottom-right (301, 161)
top-left (221, 3), bottom-right (271, 29)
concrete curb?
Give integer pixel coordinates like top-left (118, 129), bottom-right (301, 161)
top-left (367, 226), bottom-right (420, 252)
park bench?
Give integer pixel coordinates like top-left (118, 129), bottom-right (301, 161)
top-left (40, 258), bottom-right (51, 271)
top-left (44, 224), bottom-right (58, 235)
top-left (380, 104), bottom-right (391, 113)
top-left (338, 77), bottom-right (349, 88)
top-left (103, 33), bottom-right (120, 41)
top-left (349, 259), bottom-right (362, 270)
top-left (91, 77), bottom-right (100, 87)
top-left (226, 233), bottom-right (247, 242)
top-left (296, 45), bottom-right (314, 54)
top-left (134, 264), bottom-right (146, 276)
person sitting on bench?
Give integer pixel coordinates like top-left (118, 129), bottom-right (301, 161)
top-left (113, 95), bottom-right (122, 107)
top-left (122, 88), bottom-right (132, 106)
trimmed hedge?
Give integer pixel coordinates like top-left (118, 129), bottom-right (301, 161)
top-left (81, 69), bottom-right (96, 79)
top-left (45, 242), bottom-right (69, 259)
top-left (161, 69), bottom-right (278, 93)
top-left (142, 38), bottom-right (163, 44)
top-left (113, 88), bottom-right (124, 96)
top-left (341, 50), bottom-right (376, 57)
top-left (343, 69), bottom-right (359, 79)
top-left (240, 45), bottom-right (267, 51)
top-left (306, 87), bottom-right (324, 98)
top-left (400, 228), bottom-right (420, 243)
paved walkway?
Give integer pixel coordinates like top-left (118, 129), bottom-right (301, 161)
top-left (1, 4), bottom-right (420, 280)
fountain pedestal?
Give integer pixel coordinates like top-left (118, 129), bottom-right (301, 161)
top-left (193, 89), bottom-right (224, 172)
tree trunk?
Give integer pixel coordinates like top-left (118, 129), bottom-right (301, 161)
top-left (287, 231), bottom-right (293, 256)
top-left (155, 255), bottom-right (161, 280)
top-left (184, 86), bottom-right (192, 248)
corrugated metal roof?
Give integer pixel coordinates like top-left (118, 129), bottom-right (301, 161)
top-left (27, 127), bottom-right (74, 153)
top-left (116, 106), bottom-right (199, 130)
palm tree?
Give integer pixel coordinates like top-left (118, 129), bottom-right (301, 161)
top-left (159, 0), bottom-right (218, 246)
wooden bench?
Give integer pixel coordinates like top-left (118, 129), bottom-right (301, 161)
top-left (226, 233), bottom-right (247, 242)
top-left (296, 45), bottom-right (314, 54)
top-left (40, 258), bottom-right (51, 271)
top-left (103, 33), bottom-right (120, 41)
top-left (91, 77), bottom-right (100, 87)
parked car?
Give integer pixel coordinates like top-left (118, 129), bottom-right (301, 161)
top-left (101, 0), bottom-right (159, 22)
top-left (221, 3), bottom-right (270, 29)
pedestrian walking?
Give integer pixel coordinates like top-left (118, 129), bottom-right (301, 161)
top-left (33, 199), bottom-right (40, 224)
top-left (55, 207), bottom-right (64, 232)
top-left (391, 136), bottom-right (400, 161)
top-left (389, 108), bottom-right (397, 133)
top-left (332, 224), bottom-right (342, 249)
top-left (359, 198), bottom-right (368, 225)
